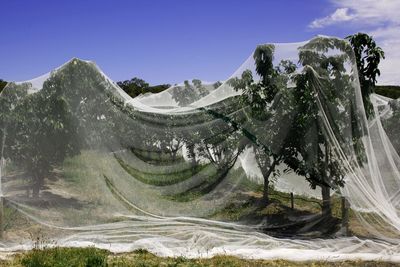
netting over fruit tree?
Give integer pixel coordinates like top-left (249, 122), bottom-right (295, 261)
top-left (1, 36), bottom-right (400, 262)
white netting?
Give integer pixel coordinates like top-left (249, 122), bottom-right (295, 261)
top-left (1, 36), bottom-right (400, 262)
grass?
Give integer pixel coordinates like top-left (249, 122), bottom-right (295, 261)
top-left (163, 167), bottom-right (254, 202)
top-left (131, 148), bottom-right (186, 165)
top-left (210, 186), bottom-right (341, 221)
top-left (3, 151), bottom-right (397, 260)
top-left (209, 183), bottom-right (352, 237)
top-left (6, 247), bottom-right (107, 267)
top-left (1, 247), bottom-right (399, 267)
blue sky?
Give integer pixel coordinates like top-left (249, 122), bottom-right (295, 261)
top-left (0, 0), bottom-right (399, 85)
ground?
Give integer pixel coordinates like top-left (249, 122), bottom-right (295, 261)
top-left (1, 151), bottom-right (398, 265)
top-left (1, 247), bottom-right (399, 267)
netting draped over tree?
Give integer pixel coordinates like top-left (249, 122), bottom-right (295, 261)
top-left (1, 36), bottom-right (400, 261)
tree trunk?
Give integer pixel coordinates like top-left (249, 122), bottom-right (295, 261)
top-left (262, 175), bottom-right (270, 206)
top-left (321, 185), bottom-right (331, 217)
top-left (0, 196), bottom-right (3, 239)
top-left (171, 150), bottom-right (177, 161)
top-left (187, 144), bottom-right (197, 174)
top-left (321, 141), bottom-right (332, 217)
top-left (261, 160), bottom-right (276, 207)
top-left (32, 174), bottom-right (43, 199)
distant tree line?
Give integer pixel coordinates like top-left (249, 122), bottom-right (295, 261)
top-left (0, 76), bottom-right (171, 99)
top-left (375, 85), bottom-right (400, 99)
top-left (116, 77), bottom-right (170, 98)
top-left (0, 79), bottom-right (7, 93)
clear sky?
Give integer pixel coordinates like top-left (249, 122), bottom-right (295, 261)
top-left (0, 0), bottom-right (399, 85)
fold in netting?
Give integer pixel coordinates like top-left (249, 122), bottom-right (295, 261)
top-left (1, 36), bottom-right (400, 262)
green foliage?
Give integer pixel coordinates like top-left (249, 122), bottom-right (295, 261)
top-left (290, 37), bottom-right (355, 189)
top-left (0, 79), bottom-right (7, 93)
top-left (213, 81), bottom-right (222, 89)
top-left (287, 36), bottom-right (368, 215)
top-left (383, 99), bottom-right (400, 153)
top-left (117, 77), bottom-right (170, 98)
top-left (228, 44), bottom-right (297, 205)
top-left (171, 80), bottom-right (205, 106)
top-left (0, 59), bottom-right (133, 197)
top-left (346, 33), bottom-right (385, 118)
top-left (1, 79), bottom-right (81, 197)
top-left (1, 247), bottom-right (395, 267)
top-left (19, 247), bottom-right (107, 267)
top-left (228, 36), bottom-right (363, 215)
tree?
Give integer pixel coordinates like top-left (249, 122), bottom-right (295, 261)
top-left (0, 79), bottom-right (7, 93)
top-left (213, 81), bottom-right (222, 89)
top-left (228, 45), bottom-right (296, 206)
top-left (5, 81), bottom-right (80, 197)
top-left (117, 77), bottom-right (170, 98)
top-left (228, 36), bottom-right (364, 217)
top-left (383, 99), bottom-right (400, 154)
top-left (192, 79), bottom-right (209, 98)
top-left (346, 33), bottom-right (385, 118)
top-left (1, 59), bottom-right (126, 197)
top-left (197, 124), bottom-right (247, 194)
top-left (117, 77), bottom-right (149, 98)
top-left (0, 83), bottom-right (31, 159)
top-left (171, 80), bottom-right (202, 107)
top-left (286, 36), bottom-right (363, 216)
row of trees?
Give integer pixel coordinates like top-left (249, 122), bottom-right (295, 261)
top-left (0, 34), bottom-right (385, 219)
top-left (171, 80), bottom-right (222, 107)
top-left (114, 35), bottom-right (380, 217)
top-left (117, 77), bottom-right (170, 98)
top-left (226, 33), bottom-right (384, 216)
top-left (0, 59), bottom-right (128, 197)
top-left (0, 80), bottom-right (6, 93)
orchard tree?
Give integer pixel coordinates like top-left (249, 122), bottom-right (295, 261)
top-left (0, 83), bottom-right (30, 159)
top-left (383, 99), bottom-right (400, 154)
top-left (2, 59), bottom-right (129, 197)
top-left (346, 33), bottom-right (385, 118)
top-left (197, 125), bottom-right (247, 192)
top-left (213, 81), bottom-right (222, 89)
top-left (192, 79), bottom-right (209, 98)
top-left (171, 80), bottom-right (197, 107)
top-left (228, 44), bottom-right (296, 206)
top-left (171, 79), bottom-right (211, 107)
top-left (6, 82), bottom-right (80, 197)
top-left (117, 77), bottom-right (170, 98)
top-left (287, 36), bottom-right (363, 216)
top-left (117, 77), bottom-right (149, 98)
top-left (0, 79), bottom-right (7, 93)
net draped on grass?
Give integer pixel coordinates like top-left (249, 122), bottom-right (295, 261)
top-left (1, 36), bottom-right (400, 262)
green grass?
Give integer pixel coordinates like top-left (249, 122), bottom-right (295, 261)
top-left (210, 183), bottom-right (347, 237)
top-left (164, 167), bottom-right (251, 202)
top-left (15, 247), bottom-right (107, 267)
top-left (1, 247), bottom-right (398, 267)
top-left (131, 148), bottom-right (186, 165)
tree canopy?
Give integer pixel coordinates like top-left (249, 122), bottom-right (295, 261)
top-left (117, 77), bottom-right (170, 98)
top-left (346, 32), bottom-right (385, 118)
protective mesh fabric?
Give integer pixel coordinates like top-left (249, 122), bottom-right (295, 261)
top-left (1, 36), bottom-right (400, 261)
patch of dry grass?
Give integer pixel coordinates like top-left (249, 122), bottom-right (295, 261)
top-left (0, 248), bottom-right (399, 267)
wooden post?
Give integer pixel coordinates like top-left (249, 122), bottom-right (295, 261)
top-left (0, 196), bottom-right (3, 239)
top-left (0, 157), bottom-right (3, 239)
top-left (290, 192), bottom-right (294, 210)
top-left (341, 196), bottom-right (349, 236)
